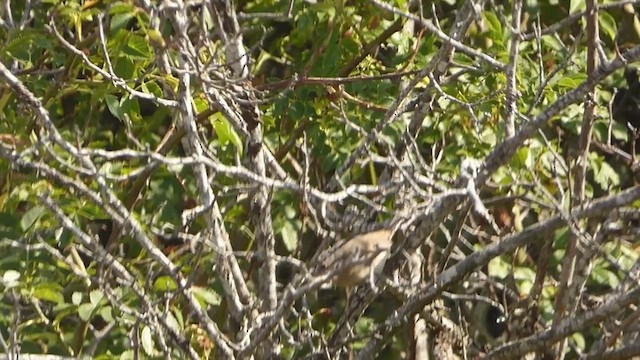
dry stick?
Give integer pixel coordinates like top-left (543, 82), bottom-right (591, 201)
top-left (582, 342), bottom-right (640, 360)
top-left (359, 186), bottom-right (640, 360)
top-left (487, 289), bottom-right (640, 359)
top-left (304, 46), bottom-right (450, 301)
top-left (520, 0), bottom-right (637, 41)
top-left (526, 233), bottom-right (553, 333)
top-left (409, 252), bottom-right (429, 360)
top-left (552, 0), bottom-right (599, 357)
top-left (24, 32), bottom-right (97, 140)
top-left (352, 43), bottom-right (640, 358)
top-left (371, 0), bottom-right (505, 71)
top-left (255, 70), bottom-right (421, 91)
top-left (253, 4), bottom-right (404, 171)
top-left (236, 241), bottom-right (396, 357)
top-left (212, 1), bottom-right (278, 356)
top-left (503, 0), bottom-right (522, 138)
top-left (0, 29), bottom-right (240, 360)
top-left (327, 0), bottom-right (485, 352)
top-left (39, 195), bottom-right (203, 360)
top-left (159, 3), bottom-right (253, 345)
top-left (337, 19), bottom-right (404, 77)
top-left (1, 136), bottom-right (211, 358)
top-left (109, 109), bottom-right (214, 249)
top-left (274, 118), bottom-right (312, 162)
top-left (327, 0), bottom-right (494, 194)
top-left (338, 88), bottom-right (389, 113)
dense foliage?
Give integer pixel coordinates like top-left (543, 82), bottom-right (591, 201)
top-left (1, 0), bottom-right (640, 359)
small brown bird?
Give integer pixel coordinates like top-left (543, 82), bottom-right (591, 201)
top-left (324, 229), bottom-right (394, 288)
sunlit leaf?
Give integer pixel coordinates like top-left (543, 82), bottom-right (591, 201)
top-left (569, 0), bottom-right (585, 14)
top-left (2, 270), bottom-right (20, 288)
top-left (89, 289), bottom-right (104, 305)
top-left (72, 292), bottom-right (83, 306)
top-left (20, 206), bottom-right (45, 231)
top-left (33, 283), bottom-right (64, 304)
top-left (141, 326), bottom-right (155, 356)
top-left (211, 113), bottom-right (243, 155)
top-left (488, 256), bottom-right (510, 279)
top-left (192, 286), bottom-right (221, 306)
top-left (598, 12), bottom-right (617, 43)
top-left (280, 220), bottom-right (298, 253)
top-left (126, 34), bottom-right (151, 58)
top-left (78, 303), bottom-right (96, 321)
top-left (154, 276), bottom-right (178, 292)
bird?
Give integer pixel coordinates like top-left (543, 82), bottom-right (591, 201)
top-left (322, 229), bottom-right (394, 288)
top-left (316, 230), bottom-right (393, 360)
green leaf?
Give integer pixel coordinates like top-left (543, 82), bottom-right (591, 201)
top-left (598, 12), bottom-right (617, 43)
top-left (321, 44), bottom-right (341, 72)
top-left (353, 316), bottom-right (375, 340)
top-left (165, 311), bottom-right (181, 333)
top-left (52, 303), bottom-right (76, 328)
top-left (172, 308), bottom-right (184, 330)
top-left (33, 283), bottom-right (64, 304)
top-left (146, 29), bottom-right (166, 48)
top-left (20, 205), bottom-right (45, 231)
top-left (89, 289), bottom-right (104, 305)
top-left (192, 286), bottom-right (221, 306)
top-left (125, 35), bottom-right (151, 59)
top-left (541, 35), bottom-right (564, 52)
top-left (488, 256), bottom-right (510, 279)
top-left (114, 55), bottom-right (135, 79)
top-left (105, 94), bottom-right (122, 120)
top-left (0, 210), bottom-right (19, 228)
top-left (280, 220), bottom-right (298, 253)
top-left (513, 267), bottom-right (536, 282)
top-left (110, 13), bottom-right (135, 33)
top-left (611, 121), bottom-right (629, 142)
top-left (78, 303), bottom-right (96, 321)
top-left (141, 326), bottom-right (155, 356)
top-left (154, 276), bottom-right (177, 292)
top-left (72, 292), bottom-right (83, 305)
top-left (482, 11), bottom-right (502, 36)
top-left (110, 2), bottom-right (136, 14)
top-left (193, 97), bottom-right (208, 113)
top-left (556, 74), bottom-right (587, 90)
top-left (99, 306), bottom-right (114, 323)
top-left (591, 264), bottom-right (620, 288)
top-left (569, 0), bottom-right (585, 14)
top-left (572, 332), bottom-right (586, 351)
top-left (119, 350), bottom-right (135, 360)
top-left (140, 81), bottom-right (163, 97)
top-left (211, 114), bottom-right (243, 155)
top-left (591, 156), bottom-right (620, 189)
top-left (553, 227), bottom-right (569, 249)
top-left (4, 30), bottom-right (53, 61)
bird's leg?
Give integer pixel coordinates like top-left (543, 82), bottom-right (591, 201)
top-left (632, 127), bottom-right (639, 163)
top-left (343, 289), bottom-right (355, 360)
top-left (368, 263), bottom-right (379, 294)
